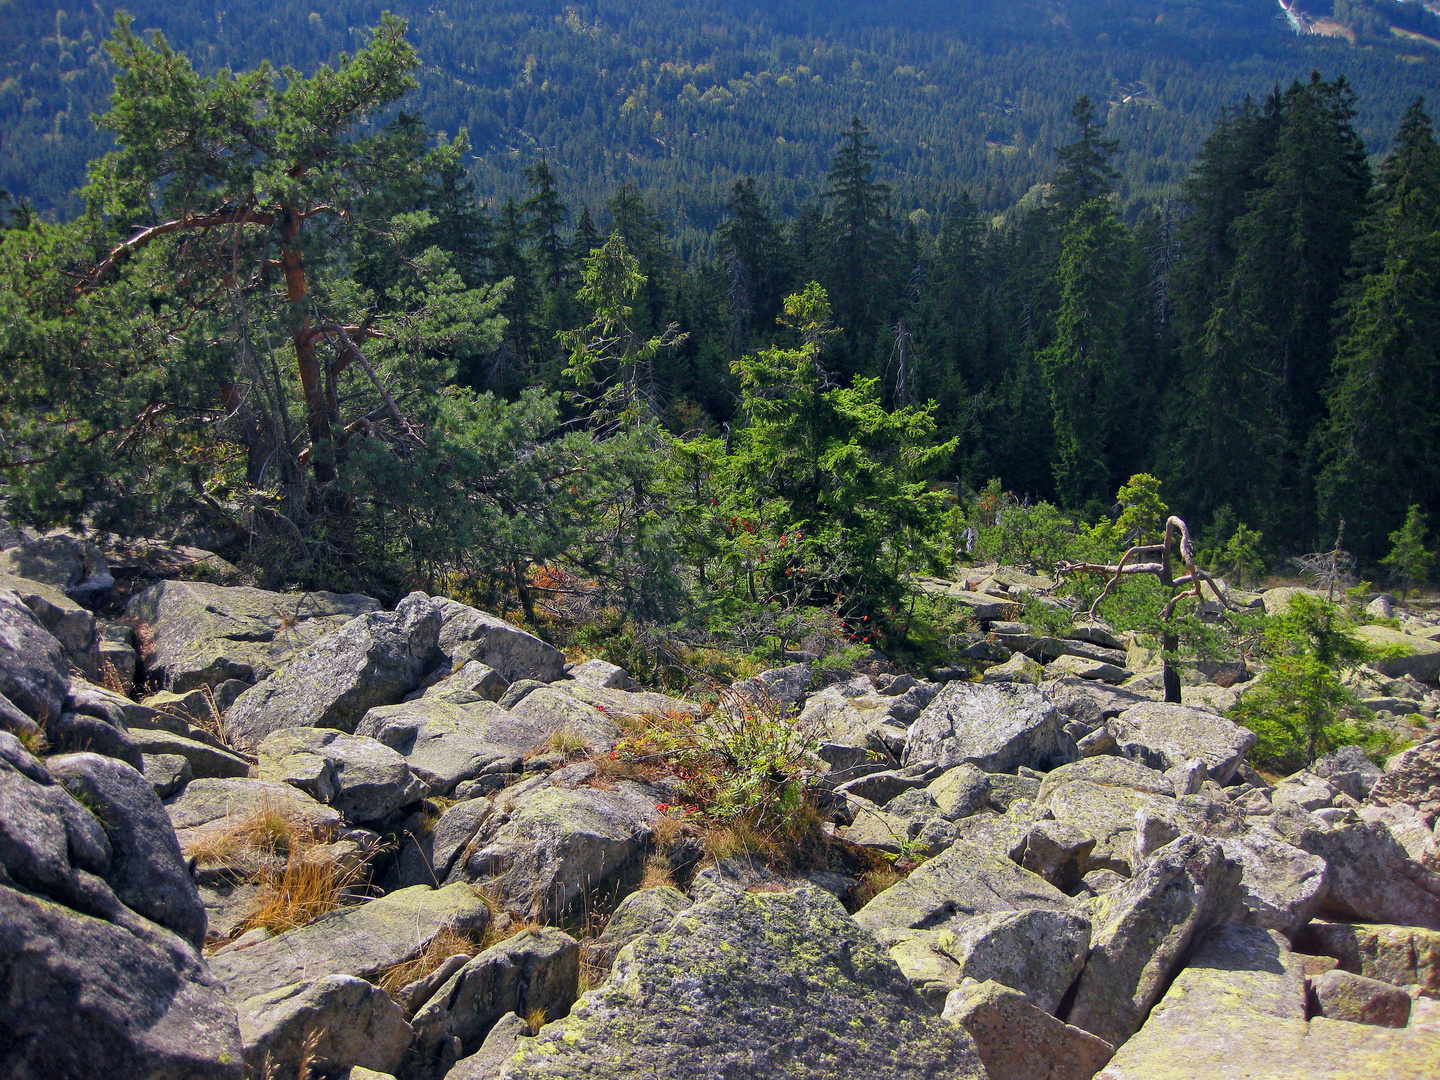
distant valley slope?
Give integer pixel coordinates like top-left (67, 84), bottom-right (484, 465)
top-left (3, 0), bottom-right (1439, 225)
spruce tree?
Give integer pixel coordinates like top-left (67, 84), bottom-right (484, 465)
top-left (1040, 197), bottom-right (1130, 509)
top-left (522, 158), bottom-right (571, 292)
top-left (821, 117), bottom-right (896, 376)
top-left (719, 178), bottom-right (790, 356)
top-left (1053, 96), bottom-right (1121, 217)
top-left (489, 198), bottom-right (543, 392)
top-left (1165, 75), bottom-right (1369, 546)
top-left (1317, 99), bottom-right (1440, 560)
top-left (1380, 505), bottom-right (1434, 599)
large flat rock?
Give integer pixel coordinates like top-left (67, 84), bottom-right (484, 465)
top-left (0, 569), bottom-right (95, 656)
top-left (225, 593), bottom-right (441, 751)
top-left (356, 698), bottom-right (547, 796)
top-left (1067, 834), bottom-right (1242, 1048)
top-left (1353, 625), bottom-right (1440, 682)
top-left (1220, 829), bottom-right (1329, 939)
top-left (944, 979), bottom-right (1114, 1080)
top-left (1099, 922), bottom-right (1440, 1079)
top-left (1107, 702), bottom-right (1257, 784)
top-left (1295, 919), bottom-right (1440, 995)
top-left (0, 885), bottom-right (244, 1080)
top-left (496, 887), bottom-right (987, 1080)
top-left (903, 681), bottom-right (1065, 773)
top-left (854, 839), bottom-right (1071, 936)
top-left (126, 580), bottom-right (379, 692)
top-left (165, 777), bottom-right (343, 850)
top-left (257, 727), bottom-right (424, 824)
top-left (434, 598), bottom-right (566, 683)
top-left (209, 883), bottom-right (490, 1001)
top-left (452, 782), bottom-right (659, 922)
top-left (1273, 808), bottom-right (1440, 929)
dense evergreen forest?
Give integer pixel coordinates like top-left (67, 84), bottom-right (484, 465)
top-left (2, 8), bottom-right (1438, 673)
top-left (7, 0), bottom-right (1440, 233)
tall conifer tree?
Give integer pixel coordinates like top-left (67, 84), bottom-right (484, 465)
top-left (1317, 99), bottom-right (1440, 559)
top-left (1165, 75), bottom-right (1369, 546)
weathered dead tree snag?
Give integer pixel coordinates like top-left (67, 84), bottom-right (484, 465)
top-left (1056, 515), bottom-right (1236, 703)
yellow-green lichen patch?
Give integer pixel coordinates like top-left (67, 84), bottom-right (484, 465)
top-left (498, 886), bottom-right (987, 1079)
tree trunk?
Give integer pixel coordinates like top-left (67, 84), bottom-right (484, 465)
top-left (280, 213), bottom-right (336, 484)
top-left (1162, 630), bottom-right (1182, 703)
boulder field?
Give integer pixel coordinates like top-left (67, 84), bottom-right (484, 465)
top-left (2, 556), bottom-right (1439, 1079)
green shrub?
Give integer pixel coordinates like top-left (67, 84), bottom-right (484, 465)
top-left (1230, 594), bottom-right (1402, 772)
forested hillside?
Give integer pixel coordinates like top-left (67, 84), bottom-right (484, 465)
top-left (3, 8), bottom-right (1440, 669)
top-left (6, 0), bottom-right (1440, 231)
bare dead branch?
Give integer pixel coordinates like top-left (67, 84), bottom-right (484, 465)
top-left (83, 203), bottom-right (275, 289)
top-left (318, 323), bottom-right (423, 448)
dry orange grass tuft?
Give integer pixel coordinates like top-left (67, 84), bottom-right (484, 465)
top-left (97, 659), bottom-right (132, 699)
top-left (257, 1026), bottom-right (322, 1080)
top-left (702, 820), bottom-right (772, 863)
top-left (524, 1007), bottom-right (549, 1036)
top-left (480, 912), bottom-right (544, 952)
top-left (188, 683), bottom-right (228, 746)
top-left (183, 802), bottom-right (373, 939)
top-left (638, 852), bottom-right (675, 890)
top-left (650, 814), bottom-right (686, 850)
top-left (848, 865), bottom-right (904, 909)
top-left (241, 847), bottom-right (365, 936)
top-left (576, 948), bottom-right (608, 994)
top-left (183, 801), bottom-right (311, 867)
top-left (541, 725), bottom-right (590, 757)
top-left (376, 924), bottom-right (481, 998)
top-left (17, 724), bottom-right (47, 757)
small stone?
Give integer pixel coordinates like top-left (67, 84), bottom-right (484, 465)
top-left (1020, 819), bottom-right (1096, 892)
top-left (143, 753), bottom-right (193, 799)
top-left (1309, 969), bottom-right (1412, 1028)
top-left (942, 979), bottom-right (1114, 1080)
top-left (567, 658), bottom-right (635, 690)
top-left (943, 908), bottom-right (1093, 1014)
top-left (1165, 759), bottom-right (1209, 797)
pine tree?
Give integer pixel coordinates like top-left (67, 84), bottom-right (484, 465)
top-left (81, 13), bottom-right (427, 485)
top-left (1317, 99), bottom-right (1440, 560)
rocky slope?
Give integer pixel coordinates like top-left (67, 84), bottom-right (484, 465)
top-left (2, 532), bottom-right (1439, 1079)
